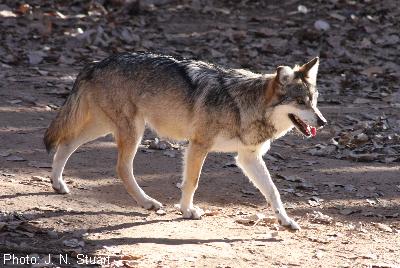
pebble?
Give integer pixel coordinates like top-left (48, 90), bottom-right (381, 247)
top-left (156, 209), bottom-right (166, 215)
top-left (314, 20), bottom-right (330, 31)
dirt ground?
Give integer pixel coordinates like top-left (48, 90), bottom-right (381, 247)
top-left (0, 1), bottom-right (399, 268)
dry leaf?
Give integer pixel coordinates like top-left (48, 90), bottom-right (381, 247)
top-left (308, 211), bottom-right (332, 224)
top-left (362, 66), bottom-right (384, 77)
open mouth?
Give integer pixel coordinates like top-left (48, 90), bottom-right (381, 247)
top-left (288, 114), bottom-right (316, 137)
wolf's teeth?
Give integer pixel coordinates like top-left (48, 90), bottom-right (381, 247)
top-left (306, 125), bottom-right (311, 135)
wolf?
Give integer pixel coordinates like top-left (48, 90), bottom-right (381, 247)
top-left (44, 52), bottom-right (327, 230)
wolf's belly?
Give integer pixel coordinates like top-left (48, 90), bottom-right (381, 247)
top-left (144, 115), bottom-right (191, 140)
top-left (210, 135), bottom-right (243, 152)
top-left (211, 134), bottom-right (271, 154)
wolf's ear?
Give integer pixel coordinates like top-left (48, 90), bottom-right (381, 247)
top-left (300, 57), bottom-right (319, 85)
top-left (276, 66), bottom-right (294, 85)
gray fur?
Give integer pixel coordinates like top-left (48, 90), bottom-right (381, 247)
top-left (44, 52), bottom-right (326, 229)
top-left (71, 52), bottom-right (280, 146)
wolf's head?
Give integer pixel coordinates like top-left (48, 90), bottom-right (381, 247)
top-left (268, 57), bottom-right (327, 138)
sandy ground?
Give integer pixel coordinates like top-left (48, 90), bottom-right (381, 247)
top-left (0, 66), bottom-right (399, 268)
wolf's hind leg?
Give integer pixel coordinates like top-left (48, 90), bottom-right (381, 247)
top-left (178, 141), bottom-right (208, 219)
top-left (236, 150), bottom-right (300, 230)
top-left (115, 118), bottom-right (162, 210)
top-left (51, 121), bottom-right (111, 194)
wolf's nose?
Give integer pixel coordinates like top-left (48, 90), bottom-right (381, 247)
top-left (317, 117), bottom-right (327, 127)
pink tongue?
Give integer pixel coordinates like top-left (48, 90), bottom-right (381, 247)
top-left (311, 127), bottom-right (317, 137)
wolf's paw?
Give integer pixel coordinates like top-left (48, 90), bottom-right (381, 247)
top-left (175, 204), bottom-right (204, 219)
top-left (52, 180), bottom-right (70, 194)
top-left (138, 197), bottom-right (163, 210)
top-left (278, 217), bottom-right (301, 231)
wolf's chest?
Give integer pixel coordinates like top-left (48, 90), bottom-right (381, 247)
top-left (240, 119), bottom-right (276, 145)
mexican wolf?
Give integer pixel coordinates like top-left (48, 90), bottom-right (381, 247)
top-left (44, 52), bottom-right (327, 230)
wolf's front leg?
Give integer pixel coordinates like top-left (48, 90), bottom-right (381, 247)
top-left (178, 142), bottom-right (209, 219)
top-left (236, 150), bottom-right (300, 230)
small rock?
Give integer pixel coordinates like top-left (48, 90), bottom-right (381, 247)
top-left (314, 20), bottom-right (330, 31)
top-left (297, 5), bottom-right (308, 14)
top-left (156, 209), bottom-right (166, 215)
top-left (148, 138), bottom-right (172, 150)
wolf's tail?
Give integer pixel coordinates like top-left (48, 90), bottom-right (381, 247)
top-left (44, 72), bottom-right (90, 153)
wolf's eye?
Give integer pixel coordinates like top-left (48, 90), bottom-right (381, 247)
top-left (297, 98), bottom-right (305, 105)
